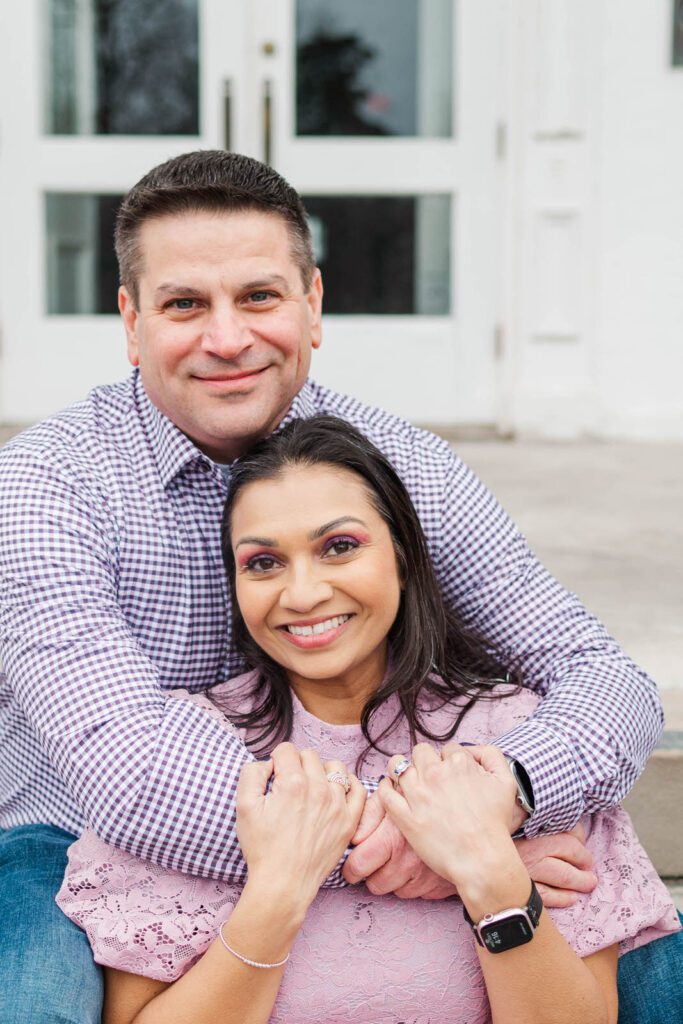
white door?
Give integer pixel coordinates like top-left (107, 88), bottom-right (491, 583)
top-left (0, 0), bottom-right (502, 427)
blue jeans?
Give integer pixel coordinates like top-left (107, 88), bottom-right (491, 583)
top-left (0, 823), bottom-right (681, 1022)
top-left (618, 911), bottom-right (683, 1023)
top-left (0, 825), bottom-right (103, 1024)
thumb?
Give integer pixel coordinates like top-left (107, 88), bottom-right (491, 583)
top-left (350, 791), bottom-right (386, 845)
top-left (463, 744), bottom-right (510, 779)
top-left (237, 758), bottom-right (274, 806)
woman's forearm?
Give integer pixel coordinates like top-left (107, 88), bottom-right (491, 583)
top-left (457, 846), bottom-right (617, 1024)
top-left (131, 879), bottom-right (307, 1024)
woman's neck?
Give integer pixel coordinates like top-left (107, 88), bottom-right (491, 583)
top-left (286, 647), bottom-right (388, 725)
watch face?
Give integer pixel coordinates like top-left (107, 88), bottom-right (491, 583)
top-left (480, 914), bottom-right (534, 954)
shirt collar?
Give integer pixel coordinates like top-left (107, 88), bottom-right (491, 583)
top-left (134, 371), bottom-right (208, 488)
top-left (135, 373), bottom-right (318, 488)
top-left (278, 379), bottom-right (317, 428)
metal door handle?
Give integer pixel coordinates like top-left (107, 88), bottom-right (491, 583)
top-left (262, 79), bottom-right (273, 165)
top-left (223, 79), bottom-right (232, 151)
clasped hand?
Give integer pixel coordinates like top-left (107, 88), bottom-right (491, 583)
top-left (237, 742), bottom-right (597, 911)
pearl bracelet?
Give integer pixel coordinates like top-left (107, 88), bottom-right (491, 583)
top-left (218, 922), bottom-right (290, 969)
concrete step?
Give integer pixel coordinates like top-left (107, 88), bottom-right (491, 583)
top-left (665, 880), bottom-right (683, 912)
top-left (622, 690), bottom-right (683, 879)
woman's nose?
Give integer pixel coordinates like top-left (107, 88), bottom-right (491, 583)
top-left (279, 571), bottom-right (334, 613)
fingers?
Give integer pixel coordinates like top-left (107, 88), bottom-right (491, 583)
top-left (345, 774), bottom-right (367, 823)
top-left (350, 792), bottom-right (386, 846)
top-left (536, 883), bottom-right (580, 909)
top-left (515, 830), bottom-right (595, 871)
top-left (321, 756), bottom-right (350, 794)
top-left (343, 811), bottom-right (399, 884)
top-left (236, 758), bottom-right (273, 810)
top-left (527, 853), bottom-right (598, 894)
top-left (457, 743), bottom-right (509, 778)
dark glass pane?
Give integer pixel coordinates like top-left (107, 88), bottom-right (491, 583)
top-left (46, 194), bottom-right (122, 314)
top-left (674, 0), bottom-right (683, 66)
top-left (296, 0), bottom-right (453, 137)
top-left (303, 195), bottom-right (451, 314)
top-left (46, 193), bottom-right (451, 316)
top-left (45, 0), bottom-right (199, 135)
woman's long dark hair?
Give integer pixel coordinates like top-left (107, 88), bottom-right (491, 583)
top-left (219, 416), bottom-right (517, 769)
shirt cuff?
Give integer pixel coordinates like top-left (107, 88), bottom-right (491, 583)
top-left (493, 719), bottom-right (586, 838)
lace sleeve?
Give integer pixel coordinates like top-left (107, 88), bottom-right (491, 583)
top-left (547, 807), bottom-right (681, 957)
top-left (55, 689), bottom-right (243, 982)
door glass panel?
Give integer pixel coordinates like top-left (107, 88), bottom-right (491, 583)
top-left (304, 195), bottom-right (451, 314)
top-left (46, 193), bottom-right (451, 316)
top-left (46, 194), bottom-right (122, 313)
top-left (674, 1), bottom-right (683, 66)
top-left (296, 0), bottom-right (453, 137)
top-left (45, 0), bottom-right (199, 135)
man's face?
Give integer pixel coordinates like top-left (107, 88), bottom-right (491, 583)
top-left (119, 209), bottom-right (322, 462)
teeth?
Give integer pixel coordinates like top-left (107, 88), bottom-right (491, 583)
top-left (286, 614), bottom-right (351, 637)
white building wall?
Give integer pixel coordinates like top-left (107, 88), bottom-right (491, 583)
top-left (503, 0), bottom-right (683, 440)
top-left (595, 1), bottom-right (683, 439)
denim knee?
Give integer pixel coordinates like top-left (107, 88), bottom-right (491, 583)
top-left (0, 825), bottom-right (103, 1024)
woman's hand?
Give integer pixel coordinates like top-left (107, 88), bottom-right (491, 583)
top-left (378, 742), bottom-right (521, 892)
top-left (237, 743), bottom-right (366, 912)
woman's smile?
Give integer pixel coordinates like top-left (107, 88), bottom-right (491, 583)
top-left (277, 612), bottom-right (355, 649)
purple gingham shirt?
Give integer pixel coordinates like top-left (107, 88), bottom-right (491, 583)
top-left (0, 371), bottom-right (662, 882)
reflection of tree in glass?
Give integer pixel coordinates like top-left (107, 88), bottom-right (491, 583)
top-left (297, 30), bottom-right (389, 136)
top-left (96, 0), bottom-right (198, 134)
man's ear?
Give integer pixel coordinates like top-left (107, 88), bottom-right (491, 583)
top-left (119, 286), bottom-right (140, 367)
top-left (307, 269), bottom-right (323, 350)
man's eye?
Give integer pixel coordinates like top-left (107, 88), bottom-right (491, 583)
top-left (168, 298), bottom-right (197, 311)
top-left (248, 291), bottom-right (276, 303)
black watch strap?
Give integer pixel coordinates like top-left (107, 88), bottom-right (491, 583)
top-left (463, 879), bottom-right (543, 944)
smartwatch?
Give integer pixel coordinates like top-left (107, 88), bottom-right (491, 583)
top-left (463, 880), bottom-right (543, 954)
top-left (505, 756), bottom-right (535, 817)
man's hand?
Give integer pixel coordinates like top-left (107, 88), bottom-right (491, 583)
top-left (344, 794), bottom-right (598, 906)
top-left (514, 823), bottom-right (598, 908)
top-left (343, 792), bottom-right (457, 899)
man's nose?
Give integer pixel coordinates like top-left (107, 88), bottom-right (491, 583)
top-left (200, 309), bottom-right (253, 361)
top-left (279, 568), bottom-right (334, 613)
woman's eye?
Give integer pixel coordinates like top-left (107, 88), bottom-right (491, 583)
top-left (244, 555), bottom-right (280, 574)
top-left (323, 537), bottom-right (360, 558)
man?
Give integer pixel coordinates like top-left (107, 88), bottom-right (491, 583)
top-left (0, 151), bottom-right (679, 1024)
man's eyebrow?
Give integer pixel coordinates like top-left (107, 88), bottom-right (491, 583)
top-left (241, 274), bottom-right (290, 291)
top-left (308, 517), bottom-right (368, 540)
top-left (153, 283), bottom-right (203, 300)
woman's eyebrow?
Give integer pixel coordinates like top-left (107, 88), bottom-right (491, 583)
top-left (308, 517), bottom-right (368, 540)
top-left (235, 517), bottom-right (368, 549)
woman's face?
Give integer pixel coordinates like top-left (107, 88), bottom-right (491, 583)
top-left (230, 464), bottom-right (402, 702)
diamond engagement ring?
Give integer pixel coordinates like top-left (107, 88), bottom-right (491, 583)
top-left (391, 757), bottom-right (413, 782)
top-left (326, 771), bottom-right (351, 794)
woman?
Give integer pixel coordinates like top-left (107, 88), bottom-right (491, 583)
top-left (57, 416), bottom-right (679, 1024)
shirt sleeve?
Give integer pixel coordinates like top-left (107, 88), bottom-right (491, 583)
top-left (430, 445), bottom-right (663, 837)
top-left (0, 448), bottom-right (361, 884)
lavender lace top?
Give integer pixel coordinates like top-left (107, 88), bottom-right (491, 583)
top-left (57, 676), bottom-right (680, 1024)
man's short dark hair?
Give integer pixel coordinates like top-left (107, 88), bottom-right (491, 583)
top-left (115, 150), bottom-right (316, 307)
